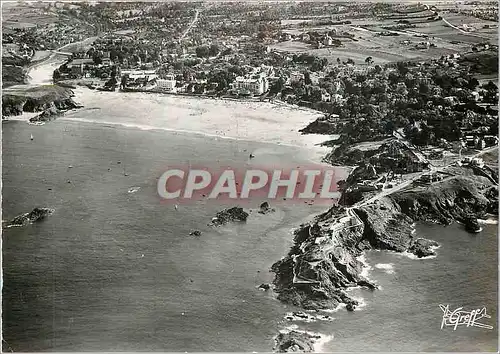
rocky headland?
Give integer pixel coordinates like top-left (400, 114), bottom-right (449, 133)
top-left (2, 85), bottom-right (82, 120)
top-left (271, 164), bottom-right (498, 314)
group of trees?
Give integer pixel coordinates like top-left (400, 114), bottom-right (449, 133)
top-left (195, 44), bottom-right (220, 58)
top-left (294, 58), bottom-right (498, 147)
top-left (291, 53), bottom-right (328, 72)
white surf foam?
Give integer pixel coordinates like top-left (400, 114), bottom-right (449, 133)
top-left (357, 254), bottom-right (373, 279)
top-left (277, 326), bottom-right (334, 353)
top-left (478, 218), bottom-right (498, 225)
top-left (374, 263), bottom-right (395, 274)
top-left (128, 186), bottom-right (141, 193)
top-left (398, 251), bottom-right (437, 260)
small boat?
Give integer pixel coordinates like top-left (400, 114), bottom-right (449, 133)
top-left (249, 153), bottom-right (255, 159)
top-left (174, 204), bottom-right (178, 210)
top-left (30, 134), bottom-right (34, 141)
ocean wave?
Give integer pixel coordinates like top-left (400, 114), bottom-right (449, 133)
top-left (478, 218), bottom-right (498, 225)
top-left (374, 263), bottom-right (395, 274)
top-left (284, 311), bottom-right (334, 323)
top-left (313, 333), bottom-right (334, 353)
top-left (350, 296), bottom-right (367, 310)
top-left (357, 254), bottom-right (373, 279)
top-left (398, 251), bottom-right (437, 260)
top-left (319, 303), bottom-right (346, 313)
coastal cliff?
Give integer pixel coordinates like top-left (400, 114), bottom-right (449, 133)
top-left (271, 166), bottom-right (497, 312)
top-left (2, 85), bottom-right (82, 119)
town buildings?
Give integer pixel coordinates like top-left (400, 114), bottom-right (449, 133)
top-left (155, 75), bottom-right (177, 92)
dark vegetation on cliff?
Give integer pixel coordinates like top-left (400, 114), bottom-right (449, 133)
top-left (2, 65), bottom-right (29, 88)
top-left (2, 85), bottom-right (82, 119)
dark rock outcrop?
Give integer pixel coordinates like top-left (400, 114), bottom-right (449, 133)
top-left (299, 116), bottom-right (337, 135)
top-left (7, 207), bottom-right (54, 227)
top-left (274, 331), bottom-right (319, 353)
top-left (209, 207), bottom-right (249, 226)
top-left (3, 85), bottom-right (82, 118)
top-left (258, 201), bottom-right (275, 214)
top-left (258, 283), bottom-right (271, 291)
top-left (408, 238), bottom-right (439, 258)
top-left (271, 209), bottom-right (375, 311)
top-left (463, 216), bottom-right (482, 233)
top-left (353, 198), bottom-right (414, 252)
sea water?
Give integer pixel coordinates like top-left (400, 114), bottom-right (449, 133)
top-left (2, 119), bottom-right (331, 352)
top-left (2, 118), bottom-right (497, 352)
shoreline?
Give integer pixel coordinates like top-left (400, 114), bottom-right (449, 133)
top-left (4, 56), bottom-right (334, 164)
top-left (5, 37), bottom-right (498, 353)
top-left (62, 86), bottom-right (333, 162)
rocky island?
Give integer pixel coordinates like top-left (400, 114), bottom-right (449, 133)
top-left (6, 207), bottom-right (55, 228)
top-left (209, 207), bottom-right (249, 226)
top-left (273, 330), bottom-right (321, 353)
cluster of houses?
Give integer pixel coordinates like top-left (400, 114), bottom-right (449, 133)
top-left (116, 64), bottom-right (277, 96)
top-left (463, 134), bottom-right (498, 150)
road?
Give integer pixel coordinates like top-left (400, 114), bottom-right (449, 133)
top-left (180, 9), bottom-right (199, 40)
top-left (353, 145), bottom-right (498, 208)
top-left (422, 4), bottom-right (485, 39)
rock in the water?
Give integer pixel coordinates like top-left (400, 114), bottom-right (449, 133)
top-left (346, 303), bottom-right (356, 312)
top-left (258, 283), bottom-right (271, 291)
top-left (189, 230), bottom-right (202, 236)
top-left (274, 330), bottom-right (320, 353)
top-left (7, 207), bottom-right (54, 227)
top-left (258, 201), bottom-right (275, 214)
top-left (408, 238), bottom-right (439, 258)
top-left (209, 207), bottom-right (249, 226)
top-left (463, 216), bottom-right (482, 233)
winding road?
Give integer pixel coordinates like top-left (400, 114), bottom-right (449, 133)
top-left (355, 145), bottom-right (499, 208)
top-left (180, 9), bottom-right (200, 40)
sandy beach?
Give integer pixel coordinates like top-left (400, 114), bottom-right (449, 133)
top-left (64, 87), bottom-right (331, 155)
top-left (7, 55), bottom-right (334, 163)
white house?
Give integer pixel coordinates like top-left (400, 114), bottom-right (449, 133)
top-left (156, 74), bottom-right (177, 92)
top-left (232, 73), bottom-right (268, 95)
